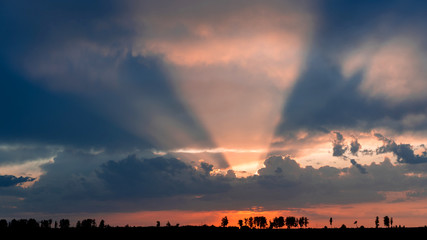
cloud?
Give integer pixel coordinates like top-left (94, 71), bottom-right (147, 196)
top-left (350, 159), bottom-right (367, 174)
top-left (350, 138), bottom-right (361, 156)
top-left (0, 175), bottom-right (35, 187)
top-left (375, 133), bottom-right (427, 164)
top-left (0, 0), bottom-right (228, 168)
top-left (332, 132), bottom-right (347, 157)
top-left (273, 0), bottom-right (427, 146)
top-left (97, 155), bottom-right (230, 199)
top-left (9, 154), bottom-right (424, 214)
top-left (2, 0), bottom-right (427, 220)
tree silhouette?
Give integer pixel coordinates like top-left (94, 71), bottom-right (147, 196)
top-left (298, 217), bottom-right (305, 228)
top-left (156, 221), bottom-right (160, 227)
top-left (99, 219), bottom-right (105, 229)
top-left (81, 219), bottom-right (96, 229)
top-left (384, 216), bottom-right (390, 228)
top-left (248, 217), bottom-right (254, 229)
top-left (390, 217), bottom-right (393, 228)
top-left (253, 216), bottom-right (267, 229)
top-left (221, 216), bottom-right (229, 227)
top-left (40, 219), bottom-right (52, 229)
top-left (59, 219), bottom-right (70, 229)
top-left (303, 217), bottom-right (309, 228)
top-left (238, 219), bottom-right (243, 228)
top-left (28, 219), bottom-right (39, 229)
top-left (0, 219), bottom-right (7, 229)
top-left (270, 216), bottom-right (285, 229)
top-left (375, 216), bottom-right (380, 228)
top-left (285, 216), bottom-right (297, 229)
top-left (329, 217), bottom-right (333, 228)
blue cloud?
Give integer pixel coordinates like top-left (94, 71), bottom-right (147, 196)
top-left (0, 175), bottom-right (35, 187)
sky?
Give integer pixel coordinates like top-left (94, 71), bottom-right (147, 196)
top-left (2, 0), bottom-right (427, 228)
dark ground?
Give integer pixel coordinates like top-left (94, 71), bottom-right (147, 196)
top-left (2, 226), bottom-right (427, 239)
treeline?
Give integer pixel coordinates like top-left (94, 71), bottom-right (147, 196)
top-left (221, 216), bottom-right (309, 229)
top-left (0, 218), bottom-right (107, 230)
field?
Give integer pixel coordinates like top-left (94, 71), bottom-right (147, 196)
top-left (2, 226), bottom-right (427, 238)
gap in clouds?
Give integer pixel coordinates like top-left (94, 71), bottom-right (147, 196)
top-left (133, 1), bottom-right (315, 171)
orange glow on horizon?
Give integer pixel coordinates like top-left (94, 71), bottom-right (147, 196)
top-left (99, 198), bottom-right (427, 228)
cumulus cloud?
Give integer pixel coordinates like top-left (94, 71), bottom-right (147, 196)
top-left (7, 154), bottom-right (424, 214)
top-left (375, 133), bottom-right (427, 164)
top-left (97, 155), bottom-right (230, 199)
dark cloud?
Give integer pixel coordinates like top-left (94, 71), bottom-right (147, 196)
top-left (332, 132), bottom-right (347, 157)
top-left (0, 0), bottom-right (228, 168)
top-left (97, 155), bottom-right (230, 199)
top-left (375, 133), bottom-right (427, 164)
top-left (350, 138), bottom-right (361, 156)
top-left (0, 175), bottom-right (35, 187)
top-left (2, 153), bottom-right (425, 214)
top-left (350, 159), bottom-right (367, 174)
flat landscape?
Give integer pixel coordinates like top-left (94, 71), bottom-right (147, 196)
top-left (2, 226), bottom-right (427, 238)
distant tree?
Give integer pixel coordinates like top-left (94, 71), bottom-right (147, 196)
top-left (54, 221), bottom-right (58, 229)
top-left (248, 217), bottom-right (254, 229)
top-left (340, 224), bottom-right (347, 229)
top-left (258, 216), bottom-right (267, 229)
top-left (59, 219), bottom-right (70, 229)
top-left (27, 219), bottom-right (39, 229)
top-left (329, 217), bottom-right (333, 228)
top-left (244, 218), bottom-right (248, 226)
top-left (166, 221), bottom-right (171, 227)
top-left (253, 216), bottom-right (267, 229)
top-left (0, 219), bottom-right (7, 229)
top-left (298, 217), bottom-right (305, 228)
top-left (271, 216), bottom-right (284, 229)
top-left (81, 219), bottom-right (96, 228)
top-left (156, 221), bottom-right (160, 227)
top-left (40, 219), bottom-right (52, 228)
top-left (99, 219), bottom-right (105, 229)
top-left (354, 221), bottom-right (358, 228)
top-left (221, 216), bottom-right (229, 227)
top-left (384, 216), bottom-right (390, 228)
top-left (303, 217), bottom-right (309, 228)
top-left (238, 219), bottom-right (243, 228)
top-left (76, 220), bottom-right (81, 228)
top-left (390, 217), bottom-right (393, 227)
top-left (375, 216), bottom-right (380, 228)
top-left (285, 216), bottom-right (297, 229)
